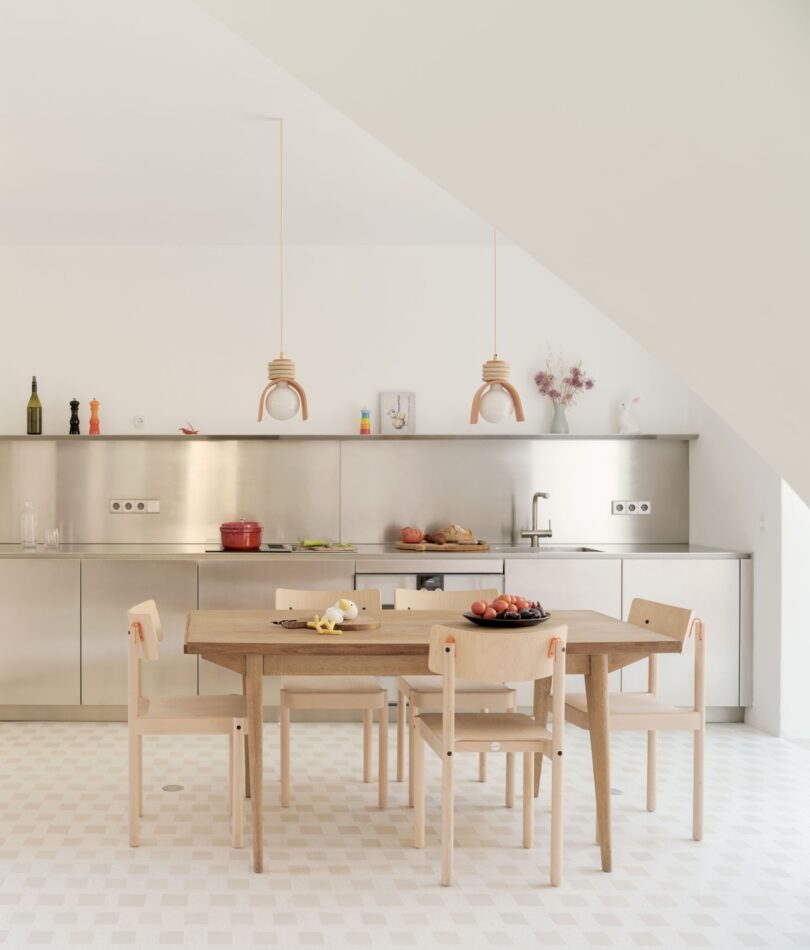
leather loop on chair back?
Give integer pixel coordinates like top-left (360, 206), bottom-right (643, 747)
top-left (428, 623), bottom-right (568, 683)
top-left (127, 599), bottom-right (162, 661)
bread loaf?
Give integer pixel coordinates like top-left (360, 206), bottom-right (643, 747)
top-left (440, 524), bottom-right (474, 543)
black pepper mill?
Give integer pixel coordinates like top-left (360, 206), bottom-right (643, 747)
top-left (69, 399), bottom-right (80, 435)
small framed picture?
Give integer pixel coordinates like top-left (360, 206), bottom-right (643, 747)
top-left (379, 391), bottom-right (415, 435)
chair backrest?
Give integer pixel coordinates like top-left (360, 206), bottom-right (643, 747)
top-left (274, 588), bottom-right (382, 614)
top-left (394, 588), bottom-right (499, 611)
top-left (428, 622), bottom-right (567, 683)
top-left (127, 599), bottom-right (163, 661)
top-left (627, 598), bottom-right (695, 651)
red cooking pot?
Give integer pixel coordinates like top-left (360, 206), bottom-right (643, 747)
top-left (220, 520), bottom-right (263, 551)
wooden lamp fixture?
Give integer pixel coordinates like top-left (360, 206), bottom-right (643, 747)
top-left (470, 229), bottom-right (525, 424)
top-left (257, 117), bottom-right (309, 422)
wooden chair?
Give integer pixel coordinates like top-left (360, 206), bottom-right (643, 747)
top-left (275, 588), bottom-right (388, 808)
top-left (413, 622), bottom-right (567, 887)
top-left (564, 598), bottom-right (704, 840)
top-left (127, 600), bottom-right (247, 849)
top-left (394, 588), bottom-right (517, 805)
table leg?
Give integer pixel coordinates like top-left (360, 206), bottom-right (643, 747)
top-left (585, 653), bottom-right (611, 872)
top-left (242, 673), bottom-right (251, 799)
top-left (532, 678), bottom-right (551, 798)
top-left (246, 654), bottom-right (264, 873)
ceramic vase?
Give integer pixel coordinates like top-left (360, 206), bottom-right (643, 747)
top-left (550, 402), bottom-right (569, 434)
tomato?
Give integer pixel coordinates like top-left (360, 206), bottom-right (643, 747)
top-left (471, 601), bottom-right (487, 616)
top-left (399, 526), bottom-right (425, 544)
top-left (491, 599), bottom-right (509, 613)
top-left (514, 598), bottom-right (529, 611)
top-left (483, 607), bottom-right (497, 620)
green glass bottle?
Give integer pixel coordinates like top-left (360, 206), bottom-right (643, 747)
top-left (27, 376), bottom-right (42, 435)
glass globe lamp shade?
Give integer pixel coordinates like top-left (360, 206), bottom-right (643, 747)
top-left (478, 382), bottom-right (514, 423)
top-left (265, 381), bottom-right (300, 421)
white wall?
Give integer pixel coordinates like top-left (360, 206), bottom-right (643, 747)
top-left (200, 0), bottom-right (810, 506)
top-left (780, 482), bottom-right (810, 739)
top-left (688, 395), bottom-right (782, 735)
top-left (0, 243), bottom-right (689, 436)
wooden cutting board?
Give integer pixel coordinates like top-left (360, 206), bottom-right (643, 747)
top-left (272, 618), bottom-right (382, 631)
top-left (395, 540), bottom-right (491, 552)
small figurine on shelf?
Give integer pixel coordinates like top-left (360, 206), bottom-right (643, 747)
top-left (69, 399), bottom-right (80, 435)
top-left (179, 421), bottom-right (199, 435)
top-left (89, 398), bottom-right (100, 435)
top-left (617, 396), bottom-right (641, 434)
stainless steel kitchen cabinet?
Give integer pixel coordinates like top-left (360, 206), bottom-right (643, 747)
top-left (81, 560), bottom-right (198, 705)
top-left (197, 558), bottom-right (356, 698)
top-left (621, 558), bottom-right (741, 707)
top-left (505, 559), bottom-right (623, 704)
top-left (0, 559), bottom-right (80, 705)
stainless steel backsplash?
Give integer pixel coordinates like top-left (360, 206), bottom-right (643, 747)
top-left (0, 437), bottom-right (689, 544)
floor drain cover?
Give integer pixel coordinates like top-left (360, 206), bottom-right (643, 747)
top-left (162, 784), bottom-right (184, 792)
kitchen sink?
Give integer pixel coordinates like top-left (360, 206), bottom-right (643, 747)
top-left (493, 544), bottom-right (603, 553)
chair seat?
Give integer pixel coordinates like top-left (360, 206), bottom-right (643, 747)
top-left (565, 692), bottom-right (702, 731)
top-left (398, 675), bottom-right (513, 695)
top-left (281, 676), bottom-right (386, 711)
top-left (282, 676), bottom-right (384, 695)
top-left (418, 712), bottom-right (551, 748)
top-left (136, 694), bottom-right (246, 734)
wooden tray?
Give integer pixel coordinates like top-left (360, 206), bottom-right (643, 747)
top-left (395, 540), bottom-right (490, 552)
top-left (293, 544), bottom-right (357, 553)
top-left (272, 618), bottom-right (382, 631)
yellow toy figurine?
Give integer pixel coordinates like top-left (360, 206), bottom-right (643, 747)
top-left (305, 598), bottom-right (359, 635)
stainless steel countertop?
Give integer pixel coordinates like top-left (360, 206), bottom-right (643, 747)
top-left (0, 543), bottom-right (751, 559)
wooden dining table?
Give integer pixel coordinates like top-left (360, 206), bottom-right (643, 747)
top-left (184, 608), bottom-right (683, 874)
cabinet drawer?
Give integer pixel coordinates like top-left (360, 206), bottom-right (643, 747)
top-left (0, 559), bottom-right (80, 705)
top-left (81, 560), bottom-right (198, 705)
top-left (621, 559), bottom-right (740, 706)
top-left (198, 559), bottom-right (356, 699)
top-left (504, 558), bottom-right (622, 704)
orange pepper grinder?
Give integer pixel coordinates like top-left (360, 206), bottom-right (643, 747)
top-left (89, 398), bottom-right (100, 435)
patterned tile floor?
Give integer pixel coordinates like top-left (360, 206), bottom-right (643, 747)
top-left (1, 721), bottom-right (809, 949)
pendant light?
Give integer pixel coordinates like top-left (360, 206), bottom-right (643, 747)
top-left (470, 228), bottom-right (525, 424)
top-left (257, 117), bottom-right (309, 422)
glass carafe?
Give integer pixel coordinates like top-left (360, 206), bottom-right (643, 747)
top-left (21, 501), bottom-right (38, 550)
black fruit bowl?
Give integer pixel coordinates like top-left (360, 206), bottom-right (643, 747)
top-left (462, 611), bottom-right (552, 629)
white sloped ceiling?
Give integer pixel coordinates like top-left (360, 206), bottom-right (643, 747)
top-left (193, 0), bottom-right (810, 503)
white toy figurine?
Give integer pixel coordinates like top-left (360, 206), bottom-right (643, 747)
top-left (307, 598), bottom-right (359, 635)
top-left (618, 397), bottom-right (641, 434)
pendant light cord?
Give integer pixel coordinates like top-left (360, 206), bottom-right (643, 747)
top-left (278, 117), bottom-right (284, 357)
top-left (493, 226), bottom-right (498, 358)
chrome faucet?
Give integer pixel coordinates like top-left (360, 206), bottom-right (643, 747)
top-left (521, 491), bottom-right (552, 548)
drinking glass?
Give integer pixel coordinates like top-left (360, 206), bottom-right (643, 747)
top-left (44, 527), bottom-right (60, 550)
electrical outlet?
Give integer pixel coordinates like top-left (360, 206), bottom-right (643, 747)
top-left (612, 500), bottom-right (650, 515)
top-left (109, 499), bottom-right (160, 514)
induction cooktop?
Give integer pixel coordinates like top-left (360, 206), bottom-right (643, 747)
top-left (204, 543), bottom-right (294, 553)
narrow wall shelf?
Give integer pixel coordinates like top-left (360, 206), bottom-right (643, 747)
top-left (0, 433), bottom-right (699, 442)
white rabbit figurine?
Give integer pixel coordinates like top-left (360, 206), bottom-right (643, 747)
top-left (618, 397), bottom-right (641, 434)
